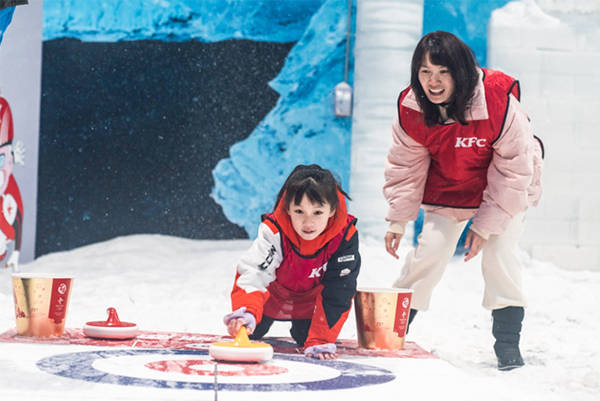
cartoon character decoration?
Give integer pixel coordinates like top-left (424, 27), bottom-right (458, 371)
top-left (0, 96), bottom-right (24, 271)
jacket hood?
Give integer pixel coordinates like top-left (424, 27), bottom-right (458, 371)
top-left (271, 190), bottom-right (348, 256)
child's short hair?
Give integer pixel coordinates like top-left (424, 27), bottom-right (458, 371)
top-left (275, 164), bottom-right (349, 211)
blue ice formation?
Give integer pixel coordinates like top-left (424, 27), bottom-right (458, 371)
top-left (43, 0), bottom-right (353, 238)
top-left (423, 0), bottom-right (512, 66)
top-left (43, 0), bottom-right (323, 42)
top-left (0, 7), bottom-right (15, 45)
top-left (212, 0), bottom-right (354, 237)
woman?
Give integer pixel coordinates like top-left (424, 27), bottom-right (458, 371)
top-left (383, 31), bottom-right (543, 370)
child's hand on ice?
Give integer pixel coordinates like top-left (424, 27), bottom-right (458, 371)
top-left (304, 343), bottom-right (338, 360)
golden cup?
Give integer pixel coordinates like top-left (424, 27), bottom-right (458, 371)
top-left (354, 287), bottom-right (413, 350)
top-left (12, 273), bottom-right (73, 337)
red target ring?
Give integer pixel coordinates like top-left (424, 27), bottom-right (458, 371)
top-left (145, 359), bottom-right (288, 376)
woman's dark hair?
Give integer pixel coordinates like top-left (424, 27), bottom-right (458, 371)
top-left (275, 164), bottom-right (350, 211)
top-left (410, 31), bottom-right (479, 126)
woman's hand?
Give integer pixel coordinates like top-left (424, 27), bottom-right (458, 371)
top-left (464, 229), bottom-right (486, 262)
top-left (385, 231), bottom-right (403, 259)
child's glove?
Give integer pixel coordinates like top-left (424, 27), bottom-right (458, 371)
top-left (304, 343), bottom-right (337, 359)
top-left (223, 307), bottom-right (256, 335)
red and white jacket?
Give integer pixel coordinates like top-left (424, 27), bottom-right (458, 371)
top-left (384, 68), bottom-right (543, 239)
top-left (230, 192), bottom-right (360, 348)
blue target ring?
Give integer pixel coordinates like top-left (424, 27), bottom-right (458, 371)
top-left (36, 349), bottom-right (395, 391)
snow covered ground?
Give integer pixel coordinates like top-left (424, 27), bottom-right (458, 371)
top-left (1, 233), bottom-right (598, 400)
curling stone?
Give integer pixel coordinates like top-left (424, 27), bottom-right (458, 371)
top-left (83, 307), bottom-right (139, 340)
top-left (209, 326), bottom-right (273, 362)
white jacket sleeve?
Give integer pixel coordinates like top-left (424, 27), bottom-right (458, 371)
top-left (235, 222), bottom-right (284, 293)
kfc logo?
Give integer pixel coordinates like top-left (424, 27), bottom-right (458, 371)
top-left (455, 137), bottom-right (486, 148)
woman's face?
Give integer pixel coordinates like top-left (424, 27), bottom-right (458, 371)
top-left (418, 53), bottom-right (455, 104)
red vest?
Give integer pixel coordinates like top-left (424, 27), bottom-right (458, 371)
top-left (261, 213), bottom-right (354, 320)
top-left (397, 68), bottom-right (520, 208)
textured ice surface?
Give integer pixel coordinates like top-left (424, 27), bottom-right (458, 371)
top-left (423, 0), bottom-right (512, 66)
top-left (0, 7), bottom-right (15, 45)
top-left (43, 0), bottom-right (352, 238)
top-left (211, 0), bottom-right (354, 236)
top-left (43, 0), bottom-right (323, 42)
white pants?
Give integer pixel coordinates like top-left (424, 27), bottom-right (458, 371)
top-left (393, 212), bottom-right (527, 311)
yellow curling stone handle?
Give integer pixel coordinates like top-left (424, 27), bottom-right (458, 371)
top-left (233, 325), bottom-right (252, 347)
top-left (210, 325), bottom-right (272, 350)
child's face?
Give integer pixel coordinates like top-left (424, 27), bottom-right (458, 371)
top-left (287, 194), bottom-right (335, 240)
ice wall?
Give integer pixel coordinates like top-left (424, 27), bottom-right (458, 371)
top-left (212, 0), bottom-right (354, 236)
top-left (350, 0), bottom-right (423, 239)
top-left (0, 7), bottom-right (15, 45)
top-left (43, 0), bottom-right (323, 42)
top-left (42, 0), bottom-right (353, 239)
top-left (422, 0), bottom-right (512, 66)
top-left (489, 0), bottom-right (600, 270)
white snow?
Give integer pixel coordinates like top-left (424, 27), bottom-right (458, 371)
top-left (492, 0), bottom-right (561, 28)
top-left (1, 234), bottom-right (599, 400)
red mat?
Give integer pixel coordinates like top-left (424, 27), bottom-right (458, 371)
top-left (0, 328), bottom-right (435, 359)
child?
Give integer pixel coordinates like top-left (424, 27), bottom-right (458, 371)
top-left (224, 164), bottom-right (360, 360)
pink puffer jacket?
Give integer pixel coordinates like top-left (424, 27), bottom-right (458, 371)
top-left (383, 76), bottom-right (543, 239)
